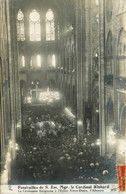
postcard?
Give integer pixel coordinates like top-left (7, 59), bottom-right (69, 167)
top-left (0, 0), bottom-right (126, 193)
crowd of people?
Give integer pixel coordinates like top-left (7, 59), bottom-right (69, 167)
top-left (21, 107), bottom-right (75, 139)
top-left (10, 107), bottom-right (117, 184)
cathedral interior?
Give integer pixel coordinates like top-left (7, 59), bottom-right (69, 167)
top-left (0, 0), bottom-right (126, 185)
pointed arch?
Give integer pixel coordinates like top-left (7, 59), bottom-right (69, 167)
top-left (117, 28), bottom-right (126, 81)
top-left (46, 9), bottom-right (55, 41)
top-left (117, 27), bottom-right (126, 56)
top-left (106, 31), bottom-right (113, 56)
top-left (17, 9), bottom-right (25, 41)
top-left (120, 105), bottom-right (126, 131)
top-left (105, 31), bottom-right (113, 85)
top-left (29, 10), bottom-right (41, 41)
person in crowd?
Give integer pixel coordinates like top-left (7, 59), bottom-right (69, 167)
top-left (12, 107), bottom-right (116, 185)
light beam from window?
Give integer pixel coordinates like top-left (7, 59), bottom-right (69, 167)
top-left (22, 56), bottom-right (25, 67)
top-left (52, 55), bottom-right (56, 67)
top-left (37, 55), bottom-right (41, 67)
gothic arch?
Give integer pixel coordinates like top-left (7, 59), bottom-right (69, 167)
top-left (117, 27), bottom-right (126, 89)
top-left (117, 27), bottom-right (126, 56)
top-left (29, 9), bottom-right (41, 41)
top-left (106, 30), bottom-right (113, 56)
top-left (105, 31), bottom-right (113, 80)
top-left (120, 105), bottom-right (126, 131)
top-left (17, 9), bottom-right (25, 41)
top-left (46, 9), bottom-right (55, 41)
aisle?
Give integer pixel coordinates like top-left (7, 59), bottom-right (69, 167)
top-left (10, 107), bottom-right (117, 184)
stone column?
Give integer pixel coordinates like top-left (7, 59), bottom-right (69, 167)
top-left (85, 0), bottom-right (91, 103)
top-left (113, 1), bottom-right (119, 131)
top-left (7, 0), bottom-right (16, 159)
top-left (11, 0), bottom-right (22, 137)
top-left (83, 0), bottom-right (92, 133)
top-left (75, 0), bottom-right (84, 139)
top-left (99, 0), bottom-right (106, 155)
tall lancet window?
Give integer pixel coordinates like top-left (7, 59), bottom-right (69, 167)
top-left (21, 56), bottom-right (25, 67)
top-left (29, 10), bottom-right (41, 41)
top-left (17, 10), bottom-right (25, 41)
top-left (37, 55), bottom-right (41, 67)
top-left (46, 9), bottom-right (55, 41)
top-left (47, 54), bottom-right (56, 68)
top-left (52, 55), bottom-right (56, 67)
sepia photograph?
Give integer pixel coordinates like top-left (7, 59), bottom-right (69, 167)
top-left (0, 0), bottom-right (126, 193)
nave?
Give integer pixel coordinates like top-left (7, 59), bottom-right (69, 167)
top-left (1, 0), bottom-right (126, 187)
top-left (10, 106), bottom-right (117, 184)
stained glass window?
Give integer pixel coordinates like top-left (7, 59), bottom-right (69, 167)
top-left (29, 10), bottom-right (41, 41)
top-left (37, 55), bottom-right (41, 67)
top-left (52, 55), bottom-right (56, 67)
top-left (21, 56), bottom-right (25, 67)
top-left (46, 9), bottom-right (55, 41)
top-left (17, 10), bottom-right (25, 41)
top-left (31, 55), bottom-right (42, 68)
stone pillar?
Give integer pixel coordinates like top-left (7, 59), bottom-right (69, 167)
top-left (75, 0), bottom-right (84, 139)
top-left (99, 0), bottom-right (106, 155)
top-left (11, 0), bottom-right (22, 138)
top-left (85, 0), bottom-right (91, 103)
top-left (113, 1), bottom-right (118, 131)
top-left (7, 0), bottom-right (16, 159)
top-left (83, 0), bottom-right (92, 133)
